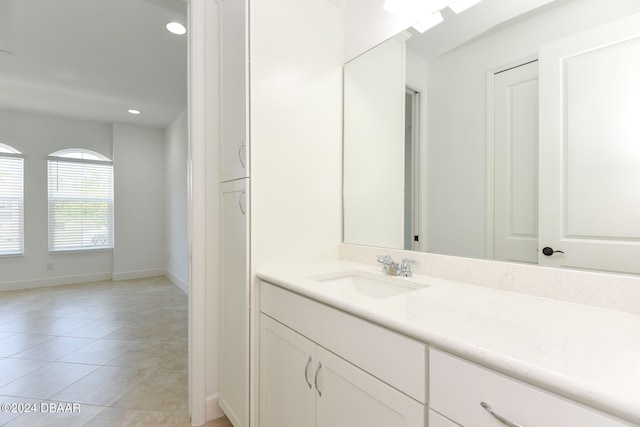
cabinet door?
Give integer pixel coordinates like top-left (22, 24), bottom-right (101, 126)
top-left (259, 314), bottom-right (315, 427)
top-left (315, 346), bottom-right (425, 427)
top-left (219, 178), bottom-right (250, 426)
top-left (220, 0), bottom-right (249, 182)
top-left (429, 410), bottom-right (461, 427)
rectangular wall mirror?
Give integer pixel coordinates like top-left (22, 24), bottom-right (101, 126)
top-left (343, 0), bottom-right (640, 275)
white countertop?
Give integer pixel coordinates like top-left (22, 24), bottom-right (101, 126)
top-left (257, 260), bottom-right (640, 425)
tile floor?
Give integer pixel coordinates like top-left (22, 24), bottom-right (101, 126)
top-left (0, 276), bottom-right (232, 427)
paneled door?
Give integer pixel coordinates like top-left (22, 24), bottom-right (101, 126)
top-left (219, 178), bottom-right (250, 426)
top-left (538, 13), bottom-right (640, 274)
top-left (493, 60), bottom-right (539, 264)
top-left (259, 314), bottom-right (315, 427)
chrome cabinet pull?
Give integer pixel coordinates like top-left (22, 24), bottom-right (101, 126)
top-left (480, 402), bottom-right (523, 427)
top-left (238, 141), bottom-right (246, 168)
top-left (304, 355), bottom-right (312, 389)
top-left (238, 189), bottom-right (246, 215)
top-left (314, 362), bottom-right (322, 396)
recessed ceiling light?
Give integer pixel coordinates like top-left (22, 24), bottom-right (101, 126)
top-left (449, 0), bottom-right (483, 14)
top-left (166, 21), bottom-right (187, 35)
top-left (413, 11), bottom-right (444, 33)
top-left (128, 109), bottom-right (141, 115)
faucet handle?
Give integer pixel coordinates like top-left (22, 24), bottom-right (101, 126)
top-left (399, 258), bottom-right (417, 277)
top-left (377, 254), bottom-right (391, 262)
top-left (377, 255), bottom-right (391, 273)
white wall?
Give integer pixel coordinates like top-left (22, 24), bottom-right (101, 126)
top-left (164, 110), bottom-right (188, 292)
top-left (0, 108), bottom-right (113, 290)
top-left (250, 0), bottom-right (344, 272)
top-left (344, 35), bottom-right (406, 248)
top-left (426, 0), bottom-right (640, 259)
top-left (112, 123), bottom-right (166, 280)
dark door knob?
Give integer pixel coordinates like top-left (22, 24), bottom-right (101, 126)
top-left (542, 247), bottom-right (564, 256)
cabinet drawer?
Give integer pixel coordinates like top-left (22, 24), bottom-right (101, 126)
top-left (429, 348), bottom-right (632, 427)
top-left (260, 281), bottom-right (427, 403)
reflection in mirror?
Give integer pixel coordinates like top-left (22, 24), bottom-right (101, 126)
top-left (343, 0), bottom-right (640, 275)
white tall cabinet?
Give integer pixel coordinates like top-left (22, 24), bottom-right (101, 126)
top-left (219, 178), bottom-right (249, 426)
top-left (218, 0), bottom-right (250, 425)
top-left (216, 0), bottom-right (344, 425)
top-left (220, 0), bottom-right (249, 183)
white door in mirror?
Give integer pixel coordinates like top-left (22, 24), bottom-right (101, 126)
top-left (539, 12), bottom-right (640, 274)
top-left (493, 60), bottom-right (539, 264)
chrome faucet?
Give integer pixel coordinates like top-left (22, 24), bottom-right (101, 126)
top-left (377, 255), bottom-right (417, 277)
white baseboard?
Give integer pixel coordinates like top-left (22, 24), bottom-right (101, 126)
top-left (111, 269), bottom-right (165, 281)
top-left (0, 272), bottom-right (113, 292)
top-left (165, 269), bottom-right (188, 294)
top-left (206, 393), bottom-right (226, 422)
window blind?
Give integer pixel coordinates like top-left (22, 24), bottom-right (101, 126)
top-left (48, 158), bottom-right (113, 252)
top-left (0, 155), bottom-right (24, 255)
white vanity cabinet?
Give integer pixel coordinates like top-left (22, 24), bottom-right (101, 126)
top-left (429, 348), bottom-right (634, 427)
top-left (259, 281), bottom-right (427, 427)
top-left (219, 0), bottom-right (249, 182)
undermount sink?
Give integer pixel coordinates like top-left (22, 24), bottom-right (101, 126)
top-left (312, 271), bottom-right (427, 299)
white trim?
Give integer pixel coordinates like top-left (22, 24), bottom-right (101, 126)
top-left (188, 0), bottom-right (219, 424)
top-left (485, 54), bottom-right (538, 261)
top-left (46, 156), bottom-right (113, 166)
top-left (166, 269), bottom-right (189, 294)
top-left (0, 272), bottom-right (112, 292)
top-left (0, 152), bottom-right (24, 159)
top-left (111, 269), bottom-right (165, 281)
top-left (206, 393), bottom-right (226, 421)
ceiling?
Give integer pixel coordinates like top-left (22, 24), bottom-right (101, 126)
top-left (405, 0), bottom-right (560, 61)
top-left (0, 0), bottom-right (187, 128)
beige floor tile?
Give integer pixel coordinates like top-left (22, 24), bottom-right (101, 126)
top-left (165, 414), bottom-right (234, 427)
top-left (0, 334), bottom-right (53, 357)
top-left (0, 361), bottom-right (98, 399)
top-left (51, 365), bottom-right (149, 406)
top-left (0, 395), bottom-right (43, 426)
top-left (0, 358), bottom-right (48, 387)
top-left (62, 320), bottom-right (128, 339)
top-left (0, 332), bottom-right (14, 341)
top-left (0, 316), bottom-right (94, 336)
top-left (10, 336), bottom-right (96, 361)
top-left (112, 370), bottom-right (188, 413)
top-left (83, 407), bottom-right (174, 427)
top-left (106, 339), bottom-right (187, 372)
top-left (0, 277), bottom-right (190, 424)
top-left (58, 338), bottom-right (142, 365)
top-left (3, 402), bottom-right (105, 427)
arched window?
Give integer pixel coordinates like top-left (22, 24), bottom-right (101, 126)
top-left (0, 143), bottom-right (24, 255)
top-left (47, 149), bottom-right (113, 252)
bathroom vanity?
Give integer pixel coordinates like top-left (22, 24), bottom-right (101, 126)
top-left (257, 261), bottom-right (640, 427)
